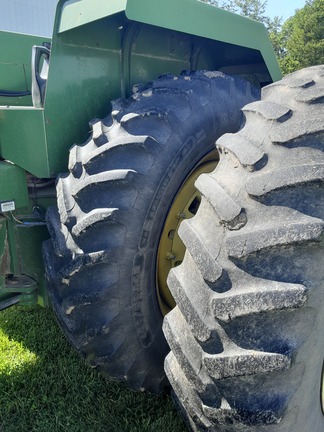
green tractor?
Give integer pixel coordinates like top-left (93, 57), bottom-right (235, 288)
top-left (1, 0), bottom-right (323, 430)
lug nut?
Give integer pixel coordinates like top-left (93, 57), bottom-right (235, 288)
top-left (166, 253), bottom-right (176, 260)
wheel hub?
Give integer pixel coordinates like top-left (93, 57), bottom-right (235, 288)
top-left (156, 152), bottom-right (218, 316)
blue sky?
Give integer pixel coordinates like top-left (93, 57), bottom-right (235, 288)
top-left (265, 0), bottom-right (307, 21)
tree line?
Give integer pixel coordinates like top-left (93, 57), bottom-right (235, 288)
top-left (200, 0), bottom-right (324, 75)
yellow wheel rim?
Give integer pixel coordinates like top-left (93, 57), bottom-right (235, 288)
top-left (156, 151), bottom-right (218, 316)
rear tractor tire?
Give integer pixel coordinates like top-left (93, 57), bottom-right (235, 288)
top-left (43, 71), bottom-right (259, 393)
top-left (163, 65), bottom-right (324, 430)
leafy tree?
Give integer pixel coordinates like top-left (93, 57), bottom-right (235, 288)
top-left (279, 0), bottom-right (324, 74)
top-left (233, 0), bottom-right (268, 22)
top-left (268, 16), bottom-right (286, 59)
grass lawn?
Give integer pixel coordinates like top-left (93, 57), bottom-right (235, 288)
top-left (0, 305), bottom-right (186, 432)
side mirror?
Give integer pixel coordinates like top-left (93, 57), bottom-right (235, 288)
top-left (31, 44), bottom-right (51, 108)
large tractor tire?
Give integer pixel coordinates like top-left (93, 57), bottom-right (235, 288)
top-left (163, 65), bottom-right (324, 430)
top-left (42, 71), bottom-right (259, 392)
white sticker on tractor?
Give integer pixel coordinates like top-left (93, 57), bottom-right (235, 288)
top-left (0, 200), bottom-right (16, 212)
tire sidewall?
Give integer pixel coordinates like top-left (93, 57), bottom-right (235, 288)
top-left (130, 129), bottom-right (217, 355)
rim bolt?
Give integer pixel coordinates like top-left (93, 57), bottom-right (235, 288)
top-left (166, 253), bottom-right (176, 260)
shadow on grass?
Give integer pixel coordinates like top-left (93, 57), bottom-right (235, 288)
top-left (0, 306), bottom-right (186, 432)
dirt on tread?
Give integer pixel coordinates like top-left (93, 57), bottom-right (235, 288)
top-left (164, 65), bottom-right (324, 431)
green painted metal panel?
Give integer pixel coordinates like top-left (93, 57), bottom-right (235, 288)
top-left (0, 161), bottom-right (28, 209)
top-left (120, 23), bottom-right (192, 95)
top-left (0, 217), bottom-right (7, 277)
top-left (44, 9), bottom-right (278, 177)
top-left (0, 217), bottom-right (8, 302)
top-left (43, 14), bottom-right (125, 176)
top-left (0, 15), bottom-right (125, 177)
top-left (0, 31), bottom-right (50, 106)
top-left (57, 0), bottom-right (127, 33)
top-left (0, 215), bottom-right (39, 310)
top-left (128, 0), bottom-right (261, 48)
top-left (5, 216), bottom-right (19, 275)
top-left (0, 175), bottom-right (53, 308)
top-left (16, 222), bottom-right (50, 307)
top-left (56, 0), bottom-right (281, 82)
top-left (124, 0), bottom-right (281, 82)
top-left (0, 108), bottom-right (49, 177)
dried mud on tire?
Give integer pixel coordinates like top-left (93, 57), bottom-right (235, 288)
top-left (164, 65), bottom-right (324, 431)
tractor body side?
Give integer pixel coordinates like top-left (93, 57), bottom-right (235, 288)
top-left (0, 0), bottom-right (281, 309)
